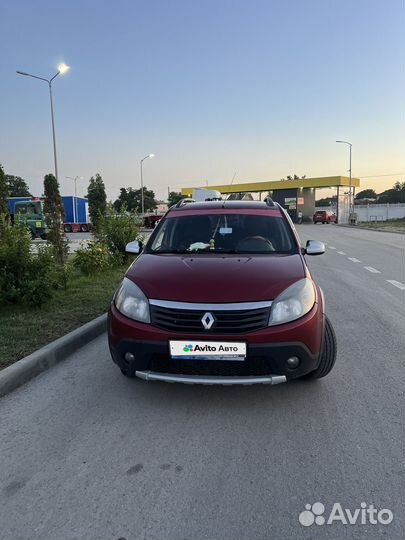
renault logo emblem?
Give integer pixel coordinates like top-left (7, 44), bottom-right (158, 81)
top-left (201, 312), bottom-right (215, 330)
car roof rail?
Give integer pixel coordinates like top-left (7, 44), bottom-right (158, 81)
top-left (264, 196), bottom-right (276, 207)
top-left (174, 197), bottom-right (195, 208)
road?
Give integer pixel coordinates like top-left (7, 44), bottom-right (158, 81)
top-left (1, 225), bottom-right (404, 540)
top-left (32, 231), bottom-right (152, 254)
top-left (31, 232), bottom-right (92, 254)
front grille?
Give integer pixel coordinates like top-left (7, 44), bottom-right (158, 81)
top-left (150, 305), bottom-right (270, 334)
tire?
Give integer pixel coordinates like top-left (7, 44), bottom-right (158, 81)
top-left (120, 368), bottom-right (136, 378)
top-left (64, 224), bottom-right (72, 233)
top-left (80, 224), bottom-right (89, 232)
top-left (302, 316), bottom-right (337, 380)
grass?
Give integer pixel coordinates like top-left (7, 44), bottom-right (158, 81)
top-left (357, 219), bottom-right (405, 232)
top-left (0, 265), bottom-right (127, 370)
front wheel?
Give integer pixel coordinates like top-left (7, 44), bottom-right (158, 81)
top-left (302, 316), bottom-right (337, 380)
top-left (120, 368), bottom-right (136, 378)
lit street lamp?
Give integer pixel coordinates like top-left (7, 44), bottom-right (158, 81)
top-left (66, 176), bottom-right (83, 223)
top-left (336, 140), bottom-right (353, 214)
top-left (16, 63), bottom-right (70, 182)
top-left (140, 154), bottom-right (155, 216)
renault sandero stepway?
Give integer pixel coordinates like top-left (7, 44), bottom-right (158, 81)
top-left (108, 199), bottom-right (337, 385)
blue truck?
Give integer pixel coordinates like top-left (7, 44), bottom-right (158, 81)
top-left (7, 196), bottom-right (90, 237)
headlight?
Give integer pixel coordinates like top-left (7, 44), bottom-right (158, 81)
top-left (269, 278), bottom-right (315, 326)
top-left (114, 277), bottom-right (150, 323)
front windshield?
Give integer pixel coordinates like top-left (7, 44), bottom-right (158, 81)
top-left (149, 212), bottom-right (296, 254)
top-left (15, 202), bottom-right (42, 215)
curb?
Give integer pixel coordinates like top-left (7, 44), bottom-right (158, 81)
top-left (0, 313), bottom-right (107, 399)
top-left (338, 224), bottom-right (405, 234)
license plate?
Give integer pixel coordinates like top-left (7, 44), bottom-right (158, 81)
top-left (170, 340), bottom-right (246, 361)
top-left (35, 221), bottom-right (42, 228)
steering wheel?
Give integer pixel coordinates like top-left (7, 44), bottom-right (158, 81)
top-left (236, 236), bottom-right (275, 252)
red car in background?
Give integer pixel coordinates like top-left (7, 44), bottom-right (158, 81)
top-left (108, 199), bottom-right (337, 385)
top-left (313, 210), bottom-right (337, 224)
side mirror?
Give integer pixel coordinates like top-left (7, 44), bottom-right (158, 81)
top-left (125, 240), bottom-right (143, 255)
top-left (305, 239), bottom-right (325, 256)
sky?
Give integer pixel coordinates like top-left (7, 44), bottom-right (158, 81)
top-left (1, 0), bottom-right (404, 202)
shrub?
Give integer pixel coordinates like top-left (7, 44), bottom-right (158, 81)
top-left (73, 242), bottom-right (111, 276)
top-left (43, 173), bottom-right (69, 264)
top-left (0, 221), bottom-right (62, 306)
top-left (96, 211), bottom-right (139, 263)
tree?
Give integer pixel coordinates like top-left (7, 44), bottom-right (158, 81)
top-left (355, 189), bottom-right (377, 200)
top-left (43, 173), bottom-right (68, 264)
top-left (280, 174), bottom-right (306, 181)
top-left (315, 197), bottom-right (335, 207)
top-left (394, 181), bottom-right (405, 191)
top-left (0, 165), bottom-right (8, 216)
top-left (5, 175), bottom-right (32, 197)
top-left (113, 188), bottom-right (129, 212)
top-left (87, 174), bottom-right (107, 228)
top-left (168, 191), bottom-right (183, 206)
top-left (113, 186), bottom-right (157, 213)
top-left (377, 181), bottom-right (405, 204)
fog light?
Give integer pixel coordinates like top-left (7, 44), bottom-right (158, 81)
top-left (287, 356), bottom-right (300, 369)
top-left (124, 352), bottom-right (135, 362)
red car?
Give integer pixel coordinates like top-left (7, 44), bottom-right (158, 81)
top-left (108, 199), bottom-right (337, 385)
top-left (313, 210), bottom-right (337, 224)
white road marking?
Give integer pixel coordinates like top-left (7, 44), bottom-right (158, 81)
top-left (348, 257), bottom-right (361, 263)
top-left (364, 266), bottom-right (381, 274)
top-left (387, 280), bottom-right (405, 290)
top-left (337, 251), bottom-right (346, 255)
top-left (328, 246), bottom-right (336, 250)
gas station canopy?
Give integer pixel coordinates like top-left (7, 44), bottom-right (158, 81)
top-left (181, 176), bottom-right (360, 196)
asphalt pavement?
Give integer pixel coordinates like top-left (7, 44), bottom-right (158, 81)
top-left (1, 224), bottom-right (404, 540)
top-left (31, 232), bottom-right (92, 254)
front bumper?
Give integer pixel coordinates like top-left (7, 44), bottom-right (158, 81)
top-left (108, 298), bottom-right (324, 383)
top-left (109, 337), bottom-right (320, 382)
top-left (136, 371), bottom-right (286, 385)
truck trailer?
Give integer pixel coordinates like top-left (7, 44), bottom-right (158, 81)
top-left (62, 196), bottom-right (90, 232)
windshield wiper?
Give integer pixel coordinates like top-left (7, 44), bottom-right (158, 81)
top-left (152, 249), bottom-right (190, 254)
top-left (151, 248), bottom-right (290, 255)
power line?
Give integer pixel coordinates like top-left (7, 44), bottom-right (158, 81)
top-left (359, 173), bottom-right (405, 178)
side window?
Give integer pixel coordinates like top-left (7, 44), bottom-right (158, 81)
top-left (151, 219), bottom-right (174, 251)
top-left (16, 204), bottom-right (27, 214)
top-left (151, 221), bottom-right (167, 250)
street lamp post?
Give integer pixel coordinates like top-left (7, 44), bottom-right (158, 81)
top-left (336, 140), bottom-right (352, 215)
top-left (16, 63), bottom-right (70, 182)
top-left (140, 154), bottom-right (155, 216)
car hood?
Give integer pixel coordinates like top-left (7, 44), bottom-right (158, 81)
top-left (126, 253), bottom-right (307, 302)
